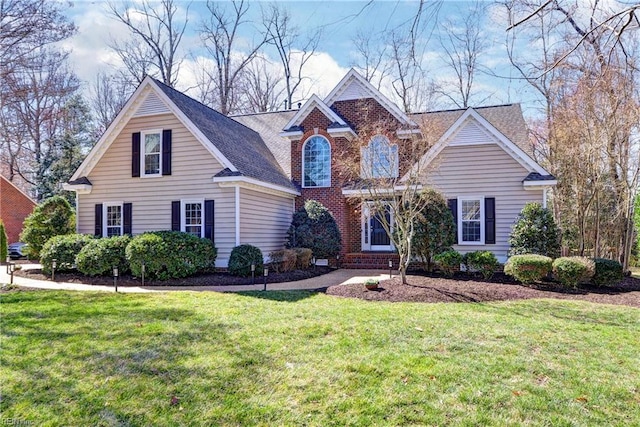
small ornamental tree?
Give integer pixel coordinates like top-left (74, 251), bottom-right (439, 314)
top-left (412, 189), bottom-right (456, 272)
top-left (0, 219), bottom-right (7, 263)
top-left (509, 202), bottom-right (560, 258)
top-left (20, 195), bottom-right (75, 259)
top-left (286, 200), bottom-right (342, 259)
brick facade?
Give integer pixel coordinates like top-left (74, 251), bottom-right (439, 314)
top-left (292, 98), bottom-right (406, 264)
top-left (0, 176), bottom-right (36, 243)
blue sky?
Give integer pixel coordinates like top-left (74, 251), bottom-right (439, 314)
top-left (64, 1), bottom-right (541, 116)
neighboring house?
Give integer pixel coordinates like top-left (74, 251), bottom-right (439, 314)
top-left (65, 69), bottom-right (555, 268)
top-left (0, 175), bottom-right (36, 243)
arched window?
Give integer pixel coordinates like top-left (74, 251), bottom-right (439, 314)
top-left (302, 136), bottom-right (331, 187)
top-left (362, 135), bottom-right (398, 178)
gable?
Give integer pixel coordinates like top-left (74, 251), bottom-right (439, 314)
top-left (448, 117), bottom-right (499, 146)
top-left (133, 91), bottom-right (171, 117)
top-left (332, 78), bottom-right (370, 102)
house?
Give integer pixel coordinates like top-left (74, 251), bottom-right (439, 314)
top-left (0, 175), bottom-right (37, 243)
top-left (65, 69), bottom-right (555, 268)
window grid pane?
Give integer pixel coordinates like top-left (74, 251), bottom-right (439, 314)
top-left (303, 136), bottom-right (330, 187)
top-left (144, 133), bottom-right (161, 175)
top-left (106, 205), bottom-right (122, 237)
top-left (461, 199), bottom-right (481, 242)
top-left (185, 202), bottom-right (202, 237)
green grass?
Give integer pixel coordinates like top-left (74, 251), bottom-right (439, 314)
top-left (1, 290), bottom-right (639, 426)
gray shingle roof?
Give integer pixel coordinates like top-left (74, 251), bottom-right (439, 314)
top-left (524, 172), bottom-right (556, 181)
top-left (231, 110), bottom-right (296, 178)
top-left (410, 104), bottom-right (532, 156)
top-left (152, 79), bottom-right (297, 192)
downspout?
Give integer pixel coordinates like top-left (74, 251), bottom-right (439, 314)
top-left (235, 185), bottom-right (240, 246)
top-left (542, 188), bottom-right (547, 209)
top-left (75, 191), bottom-right (80, 233)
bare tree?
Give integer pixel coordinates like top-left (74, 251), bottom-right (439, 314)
top-left (108, 0), bottom-right (190, 87)
top-left (436, 0), bottom-right (489, 108)
top-left (199, 0), bottom-right (270, 115)
top-left (89, 72), bottom-right (133, 136)
top-left (261, 3), bottom-right (320, 109)
top-left (350, 29), bottom-right (390, 90)
top-left (240, 56), bottom-right (284, 113)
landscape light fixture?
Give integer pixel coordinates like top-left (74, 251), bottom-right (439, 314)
top-left (52, 259), bottom-right (57, 281)
top-left (263, 267), bottom-right (268, 291)
top-left (389, 259), bottom-right (393, 279)
top-left (251, 263), bottom-right (256, 285)
top-left (141, 262), bottom-right (146, 287)
top-left (6, 259), bottom-right (15, 284)
top-left (113, 266), bottom-right (119, 293)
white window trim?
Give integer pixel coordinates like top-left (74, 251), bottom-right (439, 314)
top-left (458, 196), bottom-right (485, 245)
top-left (361, 201), bottom-right (394, 251)
top-left (301, 135), bottom-right (331, 188)
top-left (103, 202), bottom-right (124, 238)
top-left (141, 129), bottom-right (163, 178)
top-left (181, 199), bottom-right (205, 238)
top-left (361, 135), bottom-right (399, 179)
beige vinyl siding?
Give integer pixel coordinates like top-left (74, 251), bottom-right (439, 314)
top-left (239, 187), bottom-right (294, 259)
top-left (427, 143), bottom-right (543, 262)
top-left (77, 113), bottom-right (237, 267)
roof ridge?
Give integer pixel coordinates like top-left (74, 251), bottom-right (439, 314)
top-left (231, 110), bottom-right (297, 118)
top-left (411, 103), bottom-right (517, 115)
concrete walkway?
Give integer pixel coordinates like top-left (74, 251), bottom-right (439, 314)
top-left (0, 263), bottom-right (390, 293)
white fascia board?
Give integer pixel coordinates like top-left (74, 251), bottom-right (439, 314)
top-left (341, 184), bottom-right (423, 196)
top-left (62, 183), bottom-right (92, 194)
top-left (213, 176), bottom-right (300, 197)
top-left (324, 69), bottom-right (416, 126)
top-left (523, 180), bottom-right (557, 188)
top-left (71, 77), bottom-right (237, 181)
top-left (279, 130), bottom-right (304, 140)
top-left (282, 94), bottom-right (347, 130)
top-left (327, 128), bottom-right (357, 140)
top-left (396, 128), bottom-right (422, 139)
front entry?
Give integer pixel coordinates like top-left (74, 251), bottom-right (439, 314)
top-left (362, 203), bottom-right (393, 251)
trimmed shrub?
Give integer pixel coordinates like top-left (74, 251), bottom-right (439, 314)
top-left (504, 254), bottom-right (552, 284)
top-left (76, 236), bottom-right (131, 276)
top-left (228, 244), bottom-right (263, 277)
top-left (20, 195), bottom-right (75, 259)
top-left (286, 200), bottom-right (341, 259)
top-left (552, 256), bottom-right (595, 287)
top-left (464, 250), bottom-right (499, 280)
top-left (292, 248), bottom-right (313, 269)
top-left (433, 249), bottom-right (463, 277)
top-left (269, 249), bottom-right (297, 273)
top-left (0, 219), bottom-right (7, 263)
top-left (125, 231), bottom-right (217, 280)
top-left (40, 234), bottom-right (94, 275)
top-left (509, 202), bottom-right (560, 258)
top-left (591, 258), bottom-right (624, 286)
top-left (412, 189), bottom-right (456, 272)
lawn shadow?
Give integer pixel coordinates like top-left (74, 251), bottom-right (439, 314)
top-left (236, 290), bottom-right (320, 302)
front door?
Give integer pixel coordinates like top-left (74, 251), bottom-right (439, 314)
top-left (362, 203), bottom-right (393, 251)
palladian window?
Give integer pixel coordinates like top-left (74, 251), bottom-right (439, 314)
top-left (302, 136), bottom-right (331, 187)
top-left (361, 135), bottom-right (398, 178)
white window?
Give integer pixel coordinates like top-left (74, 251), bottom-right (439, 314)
top-left (142, 130), bottom-right (162, 177)
top-left (302, 135), bottom-right (331, 187)
top-left (458, 197), bottom-right (484, 244)
top-left (182, 200), bottom-right (204, 238)
top-left (104, 203), bottom-right (123, 237)
top-left (361, 135), bottom-right (398, 178)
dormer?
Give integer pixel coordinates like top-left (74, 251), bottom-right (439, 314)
top-left (279, 94), bottom-right (356, 141)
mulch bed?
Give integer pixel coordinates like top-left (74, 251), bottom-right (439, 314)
top-left (14, 266), bottom-right (333, 287)
top-left (326, 272), bottom-right (640, 308)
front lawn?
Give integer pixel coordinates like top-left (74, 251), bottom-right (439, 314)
top-left (1, 290), bottom-right (639, 426)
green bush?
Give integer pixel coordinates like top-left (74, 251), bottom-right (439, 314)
top-left (504, 254), bottom-right (552, 284)
top-left (20, 195), bottom-right (75, 259)
top-left (228, 244), bottom-right (263, 277)
top-left (292, 248), bottom-right (313, 269)
top-left (0, 219), bottom-right (7, 262)
top-left (269, 249), bottom-right (297, 273)
top-left (591, 258), bottom-right (624, 286)
top-left (40, 234), bottom-right (94, 275)
top-left (552, 256), bottom-right (595, 288)
top-left (76, 236), bottom-right (131, 276)
top-left (464, 250), bottom-right (499, 280)
top-left (433, 249), bottom-right (463, 277)
top-left (509, 202), bottom-right (560, 258)
top-left (125, 231), bottom-right (217, 280)
top-left (286, 200), bottom-right (341, 259)
top-left (412, 189), bottom-right (456, 272)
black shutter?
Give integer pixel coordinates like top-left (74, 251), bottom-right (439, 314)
top-left (123, 203), bottom-right (132, 235)
top-left (485, 197), bottom-right (496, 244)
top-left (132, 132), bottom-right (141, 177)
top-left (162, 129), bottom-right (172, 176)
top-left (204, 200), bottom-right (214, 243)
top-left (95, 204), bottom-right (103, 237)
top-left (448, 199), bottom-right (458, 244)
top-left (171, 201), bottom-right (180, 231)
